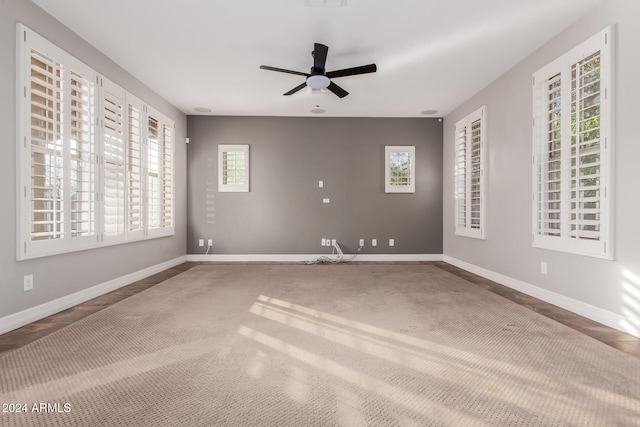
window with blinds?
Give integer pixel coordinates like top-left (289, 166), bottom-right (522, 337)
top-left (454, 106), bottom-right (486, 239)
top-left (532, 26), bottom-right (612, 259)
top-left (101, 78), bottom-right (126, 242)
top-left (126, 98), bottom-right (144, 238)
top-left (147, 107), bottom-right (174, 237)
top-left (385, 146), bottom-right (415, 193)
top-left (218, 145), bottom-right (250, 192)
top-left (29, 51), bottom-right (64, 242)
top-left (147, 116), bottom-right (161, 229)
top-left (161, 124), bottom-right (174, 229)
top-left (69, 71), bottom-right (96, 238)
top-left (17, 24), bottom-right (175, 260)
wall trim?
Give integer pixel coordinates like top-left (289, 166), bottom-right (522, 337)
top-left (0, 256), bottom-right (187, 335)
top-left (443, 255), bottom-right (640, 339)
top-left (187, 254), bottom-right (443, 263)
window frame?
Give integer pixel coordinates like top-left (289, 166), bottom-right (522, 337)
top-left (218, 144), bottom-right (250, 193)
top-left (454, 105), bottom-right (487, 240)
top-left (16, 24), bottom-right (175, 260)
top-left (531, 26), bottom-right (613, 260)
top-left (385, 146), bottom-right (415, 194)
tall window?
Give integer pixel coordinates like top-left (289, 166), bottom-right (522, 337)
top-left (101, 78), bottom-right (127, 244)
top-left (147, 108), bottom-right (174, 237)
top-left (126, 95), bottom-right (144, 239)
top-left (218, 145), bottom-right (250, 192)
top-left (18, 27), bottom-right (99, 259)
top-left (532, 26), bottom-right (613, 259)
top-left (454, 106), bottom-right (487, 239)
top-left (17, 24), bottom-right (174, 260)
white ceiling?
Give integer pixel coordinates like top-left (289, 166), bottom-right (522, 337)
top-left (32, 0), bottom-right (602, 118)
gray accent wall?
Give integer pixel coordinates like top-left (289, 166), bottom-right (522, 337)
top-left (443, 0), bottom-right (640, 333)
top-left (0, 1), bottom-right (187, 320)
top-left (187, 116), bottom-right (443, 255)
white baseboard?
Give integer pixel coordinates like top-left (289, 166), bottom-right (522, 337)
top-left (187, 254), bottom-right (443, 263)
top-left (0, 256), bottom-right (187, 335)
top-left (443, 255), bottom-right (640, 339)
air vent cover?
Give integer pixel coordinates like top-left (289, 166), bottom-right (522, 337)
top-left (305, 0), bottom-right (347, 6)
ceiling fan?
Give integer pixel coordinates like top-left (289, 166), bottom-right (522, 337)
top-left (259, 43), bottom-right (377, 98)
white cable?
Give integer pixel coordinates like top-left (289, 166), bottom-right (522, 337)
top-left (301, 242), bottom-right (363, 265)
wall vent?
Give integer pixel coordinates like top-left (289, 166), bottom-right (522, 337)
top-left (305, 0), bottom-right (347, 6)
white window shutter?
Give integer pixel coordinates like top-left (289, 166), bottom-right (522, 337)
top-left (218, 145), bottom-right (250, 193)
top-left (17, 24), bottom-right (176, 259)
top-left (161, 123), bottom-right (174, 229)
top-left (146, 106), bottom-right (175, 237)
top-left (27, 50), bottom-right (64, 243)
top-left (570, 52), bottom-right (602, 241)
top-left (18, 25), bottom-right (99, 259)
top-left (147, 115), bottom-right (161, 230)
top-left (68, 68), bottom-right (97, 240)
top-left (126, 94), bottom-right (145, 240)
top-left (532, 26), bottom-right (612, 259)
top-left (454, 106), bottom-right (486, 239)
top-left (101, 77), bottom-right (127, 243)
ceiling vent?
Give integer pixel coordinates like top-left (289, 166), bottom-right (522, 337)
top-left (305, 0), bottom-right (347, 6)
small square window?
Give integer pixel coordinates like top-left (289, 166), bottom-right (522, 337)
top-left (218, 144), bottom-right (249, 192)
top-left (385, 146), bottom-right (415, 193)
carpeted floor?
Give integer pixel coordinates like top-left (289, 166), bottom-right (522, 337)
top-left (1, 264), bottom-right (639, 426)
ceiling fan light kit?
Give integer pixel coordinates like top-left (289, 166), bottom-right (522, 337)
top-left (306, 74), bottom-right (330, 89)
top-left (260, 42), bottom-right (376, 98)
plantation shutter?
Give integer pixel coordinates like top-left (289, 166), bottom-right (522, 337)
top-left (454, 125), bottom-right (467, 230)
top-left (147, 115), bottom-right (161, 230)
top-left (218, 145), bottom-right (250, 193)
top-left (570, 52), bottom-right (601, 241)
top-left (126, 94), bottom-right (145, 239)
top-left (20, 26), bottom-right (99, 259)
top-left (535, 72), bottom-right (563, 238)
top-left (146, 107), bottom-right (174, 237)
top-left (17, 24), bottom-right (176, 259)
top-left (532, 26), bottom-right (611, 259)
top-left (28, 49), bottom-right (64, 242)
top-left (101, 78), bottom-right (126, 241)
top-left (161, 123), bottom-right (174, 229)
top-left (454, 106), bottom-right (486, 239)
top-left (68, 68), bottom-right (96, 239)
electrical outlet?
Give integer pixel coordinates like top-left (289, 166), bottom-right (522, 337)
top-left (319, 180), bottom-right (323, 188)
top-left (389, 238), bottom-right (395, 247)
top-left (359, 239), bottom-right (365, 247)
top-left (331, 239), bottom-right (337, 246)
top-left (321, 238), bottom-right (327, 246)
top-left (323, 198), bottom-right (330, 204)
top-left (325, 238), bottom-right (330, 246)
top-left (198, 239), bottom-right (204, 247)
top-left (208, 239), bottom-right (213, 247)
top-left (24, 274), bottom-right (33, 291)
top-left (541, 262), bottom-right (548, 275)
top-left (372, 239), bottom-right (377, 246)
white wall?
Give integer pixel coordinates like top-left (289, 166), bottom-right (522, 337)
top-left (0, 1), bottom-right (187, 324)
top-left (443, 0), bottom-right (640, 337)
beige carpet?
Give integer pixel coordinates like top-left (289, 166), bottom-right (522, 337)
top-left (1, 264), bottom-right (639, 426)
